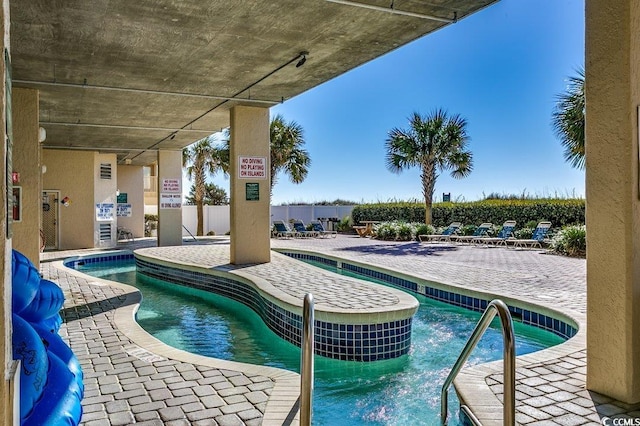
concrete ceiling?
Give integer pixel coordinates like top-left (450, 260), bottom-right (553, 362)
top-left (10, 0), bottom-right (498, 165)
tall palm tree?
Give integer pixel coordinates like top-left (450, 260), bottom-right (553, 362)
top-left (182, 137), bottom-right (228, 235)
top-left (269, 114), bottom-right (310, 194)
top-left (551, 68), bottom-right (585, 170)
top-left (385, 109), bottom-right (473, 225)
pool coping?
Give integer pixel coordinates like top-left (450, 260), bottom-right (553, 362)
top-left (55, 257), bottom-right (301, 426)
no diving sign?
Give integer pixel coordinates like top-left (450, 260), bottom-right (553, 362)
top-left (238, 156), bottom-right (267, 179)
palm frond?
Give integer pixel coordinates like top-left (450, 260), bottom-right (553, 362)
top-left (551, 68), bottom-right (585, 170)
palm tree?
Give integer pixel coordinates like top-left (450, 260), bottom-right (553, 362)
top-left (182, 137), bottom-right (228, 235)
top-left (269, 114), bottom-right (311, 194)
top-left (551, 68), bottom-right (585, 170)
top-left (185, 183), bottom-right (228, 206)
top-left (385, 110), bottom-right (473, 225)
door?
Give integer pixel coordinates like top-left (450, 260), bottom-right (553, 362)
top-left (42, 191), bottom-right (59, 250)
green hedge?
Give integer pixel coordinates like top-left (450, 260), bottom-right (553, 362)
top-left (351, 199), bottom-right (585, 229)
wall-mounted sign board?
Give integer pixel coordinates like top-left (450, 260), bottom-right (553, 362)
top-left (246, 183), bottom-right (259, 201)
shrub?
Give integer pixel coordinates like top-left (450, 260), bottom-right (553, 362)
top-left (415, 223), bottom-right (435, 237)
top-left (372, 221), bottom-right (426, 241)
top-left (336, 216), bottom-right (352, 233)
top-left (458, 224), bottom-right (477, 236)
top-left (551, 225), bottom-right (586, 257)
top-left (396, 222), bottom-right (413, 241)
top-left (513, 227), bottom-right (533, 239)
top-left (145, 213), bottom-right (158, 222)
top-left (351, 199), bottom-right (584, 229)
top-left (373, 222), bottom-right (396, 240)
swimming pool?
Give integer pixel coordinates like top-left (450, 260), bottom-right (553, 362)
top-left (75, 256), bottom-right (564, 425)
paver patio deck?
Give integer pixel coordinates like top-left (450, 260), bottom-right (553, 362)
top-left (40, 235), bottom-right (639, 425)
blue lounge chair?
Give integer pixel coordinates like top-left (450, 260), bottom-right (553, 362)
top-left (475, 220), bottom-right (517, 246)
top-left (418, 222), bottom-right (462, 243)
top-left (511, 221), bottom-right (552, 249)
top-left (449, 223), bottom-right (493, 244)
top-left (292, 220), bottom-right (319, 238)
top-left (272, 221), bottom-right (298, 238)
top-left (310, 220), bottom-right (337, 238)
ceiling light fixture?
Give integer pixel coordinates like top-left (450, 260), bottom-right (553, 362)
top-left (296, 51), bottom-right (309, 68)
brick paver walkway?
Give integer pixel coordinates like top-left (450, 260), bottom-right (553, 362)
top-left (39, 235), bottom-right (640, 425)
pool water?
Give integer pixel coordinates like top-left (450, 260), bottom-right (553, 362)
top-left (78, 259), bottom-right (564, 425)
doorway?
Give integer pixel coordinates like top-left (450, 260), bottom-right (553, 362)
top-left (41, 191), bottom-right (59, 250)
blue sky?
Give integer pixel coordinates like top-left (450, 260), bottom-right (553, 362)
top-left (196, 0), bottom-right (585, 205)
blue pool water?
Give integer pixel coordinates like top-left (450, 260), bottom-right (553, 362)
top-left (77, 258), bottom-right (564, 425)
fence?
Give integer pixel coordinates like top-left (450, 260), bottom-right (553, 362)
top-left (180, 205), bottom-right (355, 236)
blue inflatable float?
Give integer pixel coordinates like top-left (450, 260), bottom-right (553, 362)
top-left (11, 250), bottom-right (83, 426)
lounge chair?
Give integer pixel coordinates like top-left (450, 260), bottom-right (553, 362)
top-left (272, 221), bottom-right (299, 238)
top-left (418, 222), bottom-right (462, 243)
top-left (510, 221), bottom-right (552, 249)
top-left (310, 220), bottom-right (337, 238)
top-left (474, 220), bottom-right (516, 246)
top-left (291, 220), bottom-right (319, 238)
top-left (449, 223), bottom-right (493, 244)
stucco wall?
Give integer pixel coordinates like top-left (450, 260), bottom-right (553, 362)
top-left (11, 88), bottom-right (40, 265)
top-left (585, 0), bottom-right (640, 404)
top-left (117, 165), bottom-right (144, 238)
top-left (42, 150), bottom-right (95, 249)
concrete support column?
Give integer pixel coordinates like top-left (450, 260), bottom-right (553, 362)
top-left (157, 150), bottom-right (183, 246)
top-left (585, 0), bottom-right (640, 405)
top-left (229, 106), bottom-right (271, 264)
top-left (11, 88), bottom-right (40, 266)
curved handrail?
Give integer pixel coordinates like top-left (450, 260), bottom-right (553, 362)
top-left (441, 299), bottom-right (515, 425)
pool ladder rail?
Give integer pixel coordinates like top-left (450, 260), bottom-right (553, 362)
top-left (300, 293), bottom-right (314, 426)
top-left (441, 299), bottom-right (516, 426)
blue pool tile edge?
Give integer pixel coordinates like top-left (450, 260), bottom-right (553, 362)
top-left (280, 251), bottom-right (578, 341)
top-left (66, 252), bottom-right (412, 362)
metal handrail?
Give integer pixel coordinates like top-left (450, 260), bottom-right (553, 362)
top-left (300, 293), bottom-right (315, 426)
top-left (182, 225), bottom-right (197, 241)
top-left (441, 299), bottom-right (515, 426)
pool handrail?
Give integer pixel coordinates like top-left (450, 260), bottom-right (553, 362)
top-left (440, 299), bottom-right (515, 426)
top-left (300, 293), bottom-right (314, 426)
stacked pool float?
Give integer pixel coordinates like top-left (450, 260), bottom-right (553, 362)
top-left (11, 250), bottom-right (83, 426)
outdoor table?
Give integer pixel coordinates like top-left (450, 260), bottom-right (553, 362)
top-left (354, 220), bottom-right (380, 237)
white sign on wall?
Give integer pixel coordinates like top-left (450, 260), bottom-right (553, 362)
top-left (116, 203), bottom-right (132, 217)
top-left (238, 156), bottom-right (267, 179)
top-left (96, 203), bottom-right (115, 221)
top-left (160, 193), bottom-right (182, 209)
top-left (162, 178), bottom-right (181, 193)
